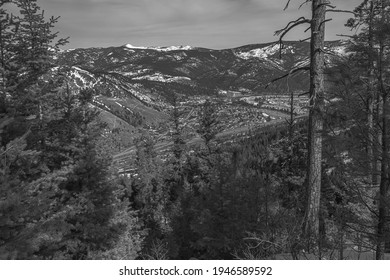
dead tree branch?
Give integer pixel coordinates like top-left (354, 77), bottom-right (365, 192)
top-left (319, 18), bottom-right (332, 30)
top-left (275, 17), bottom-right (311, 57)
top-left (326, 9), bottom-right (356, 15)
top-left (275, 17), bottom-right (311, 37)
top-left (318, 3), bottom-right (336, 10)
top-left (284, 0), bottom-right (293, 11)
top-left (299, 0), bottom-right (312, 10)
top-left (265, 67), bottom-right (310, 88)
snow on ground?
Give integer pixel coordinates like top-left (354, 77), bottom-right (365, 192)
top-left (293, 58), bottom-right (310, 68)
top-left (133, 72), bottom-right (191, 82)
top-left (125, 44), bottom-right (148, 50)
top-left (323, 43), bottom-right (348, 57)
top-left (340, 151), bottom-right (352, 164)
top-left (125, 44), bottom-right (193, 52)
top-left (236, 44), bottom-right (293, 60)
top-left (263, 59), bottom-right (285, 71)
top-left (115, 101), bottom-right (125, 108)
top-left (70, 66), bottom-right (99, 88)
top-left (330, 46), bottom-right (347, 56)
top-left (159, 45), bottom-right (193, 51)
top-left (108, 69), bottom-right (149, 77)
top-left (92, 98), bottom-right (110, 111)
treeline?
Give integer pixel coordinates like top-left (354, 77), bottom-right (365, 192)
top-left (0, 0), bottom-right (143, 259)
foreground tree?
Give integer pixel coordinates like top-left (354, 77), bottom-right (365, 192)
top-left (0, 1), bottom-right (143, 259)
top-left (372, 0), bottom-right (390, 259)
top-left (275, 0), bottom-right (331, 253)
top-left (345, 0), bottom-right (390, 259)
top-left (303, 0), bottom-right (327, 248)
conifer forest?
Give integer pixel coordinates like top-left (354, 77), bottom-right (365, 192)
top-left (0, 0), bottom-right (390, 260)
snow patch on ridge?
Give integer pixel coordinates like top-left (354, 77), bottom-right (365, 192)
top-left (125, 44), bottom-right (148, 50)
top-left (125, 44), bottom-right (193, 52)
top-left (236, 44), bottom-right (295, 60)
top-left (293, 58), bottom-right (310, 68)
top-left (159, 45), bottom-right (193, 51)
top-left (133, 72), bottom-right (191, 82)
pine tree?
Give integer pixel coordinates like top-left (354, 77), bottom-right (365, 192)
top-left (345, 0), bottom-right (390, 259)
top-left (275, 0), bottom-right (331, 254)
top-left (132, 133), bottom-right (169, 244)
top-left (323, 0), bottom-right (390, 259)
top-left (0, 3), bottom-right (13, 113)
top-left (197, 99), bottom-right (220, 153)
top-left (7, 0), bottom-right (67, 117)
top-left (372, 0), bottom-right (390, 259)
top-left (1, 1), bottom-right (143, 259)
top-left (303, 0), bottom-right (327, 250)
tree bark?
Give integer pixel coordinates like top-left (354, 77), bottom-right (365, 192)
top-left (367, 0), bottom-right (376, 189)
top-left (376, 35), bottom-right (388, 260)
top-left (303, 0), bottom-right (327, 249)
top-left (290, 89), bottom-right (294, 141)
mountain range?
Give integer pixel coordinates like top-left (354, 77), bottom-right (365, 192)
top-left (58, 40), bottom-right (346, 107)
top-left (56, 40), bottom-right (347, 163)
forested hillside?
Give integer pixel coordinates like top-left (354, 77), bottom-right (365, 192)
top-left (0, 0), bottom-right (389, 260)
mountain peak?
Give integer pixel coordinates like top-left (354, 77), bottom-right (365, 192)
top-left (124, 44), bottom-right (193, 52)
top-left (125, 43), bottom-right (148, 49)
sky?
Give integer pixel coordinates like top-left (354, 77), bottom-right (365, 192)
top-left (30, 0), bottom-right (363, 49)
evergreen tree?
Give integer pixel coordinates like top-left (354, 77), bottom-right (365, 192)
top-left (131, 133), bottom-right (169, 251)
top-left (276, 0), bottom-right (336, 254)
top-left (0, 1), bottom-right (143, 259)
top-left (197, 99), bottom-right (220, 153)
top-left (303, 0), bottom-right (327, 250)
top-left (341, 0), bottom-right (390, 259)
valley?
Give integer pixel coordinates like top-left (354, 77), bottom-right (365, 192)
top-left (111, 93), bottom-right (309, 172)
top-left (56, 40), bottom-right (334, 170)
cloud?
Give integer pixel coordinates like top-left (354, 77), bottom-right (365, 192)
top-left (36, 0), bottom-right (363, 49)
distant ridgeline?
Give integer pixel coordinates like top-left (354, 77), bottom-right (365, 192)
top-left (57, 40), bottom-right (347, 108)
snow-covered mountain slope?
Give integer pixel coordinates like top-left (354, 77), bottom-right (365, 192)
top-left (57, 40), bottom-right (346, 131)
top-left (125, 44), bottom-right (194, 52)
top-left (235, 43), bottom-right (295, 60)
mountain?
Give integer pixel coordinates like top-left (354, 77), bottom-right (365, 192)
top-left (58, 40), bottom-right (346, 105)
top-left (56, 40), bottom-right (347, 163)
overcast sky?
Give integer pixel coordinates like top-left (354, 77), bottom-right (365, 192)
top-left (33, 0), bottom-right (362, 49)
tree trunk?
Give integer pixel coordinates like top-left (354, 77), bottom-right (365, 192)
top-left (339, 226), bottom-right (344, 260)
top-left (376, 39), bottom-right (388, 260)
top-left (367, 0), bottom-right (376, 189)
top-left (0, 11), bottom-right (8, 113)
top-left (303, 0), bottom-right (327, 250)
top-left (289, 89), bottom-right (294, 141)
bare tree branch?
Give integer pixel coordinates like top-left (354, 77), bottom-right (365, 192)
top-left (265, 66), bottom-right (310, 88)
top-left (319, 47), bottom-right (344, 58)
top-left (319, 3), bottom-right (336, 9)
top-left (275, 17), bottom-right (311, 57)
top-left (326, 9), bottom-right (357, 15)
top-left (336, 34), bottom-right (355, 38)
top-left (275, 17), bottom-right (311, 37)
top-left (319, 18), bottom-right (332, 30)
top-left (284, 0), bottom-right (293, 11)
top-left (299, 0), bottom-right (312, 10)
